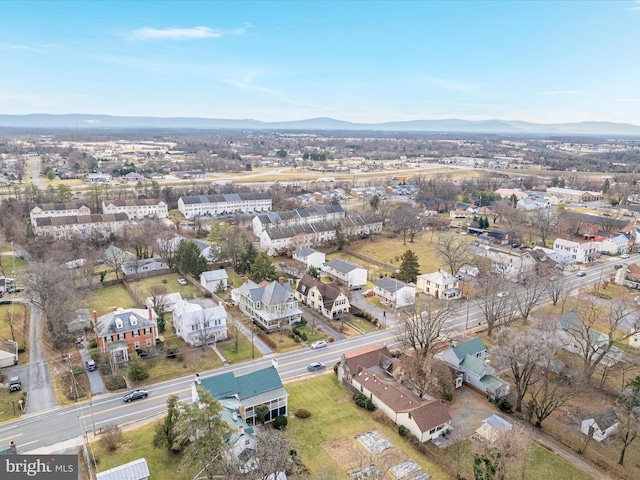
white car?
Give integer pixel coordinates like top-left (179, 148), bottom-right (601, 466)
top-left (621, 254), bottom-right (630, 259)
top-left (311, 340), bottom-right (327, 350)
top-left (178, 278), bottom-right (188, 286)
top-left (497, 291), bottom-right (510, 298)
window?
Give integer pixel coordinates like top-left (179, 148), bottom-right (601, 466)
top-left (134, 341), bottom-right (140, 349)
top-left (203, 321), bottom-right (210, 328)
top-left (133, 330), bottom-right (139, 337)
top-left (117, 333), bottom-right (125, 340)
top-left (146, 339), bottom-right (152, 347)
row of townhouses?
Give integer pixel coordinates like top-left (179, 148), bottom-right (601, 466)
top-left (252, 205), bottom-right (345, 236)
top-left (178, 193), bottom-right (272, 219)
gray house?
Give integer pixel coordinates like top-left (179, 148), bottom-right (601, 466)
top-left (200, 269), bottom-right (229, 293)
top-left (121, 257), bottom-right (169, 276)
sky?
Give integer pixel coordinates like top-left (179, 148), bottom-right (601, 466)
top-left (1, 1), bottom-right (640, 125)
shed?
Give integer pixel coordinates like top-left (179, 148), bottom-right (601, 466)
top-left (581, 408), bottom-right (619, 442)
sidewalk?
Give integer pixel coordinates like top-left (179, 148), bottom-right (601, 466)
top-left (234, 321), bottom-right (273, 355)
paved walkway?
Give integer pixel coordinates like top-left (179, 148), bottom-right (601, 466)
top-left (234, 321), bottom-right (273, 355)
top-left (25, 299), bottom-right (57, 413)
top-left (303, 307), bottom-right (346, 341)
top-left (77, 336), bottom-right (107, 395)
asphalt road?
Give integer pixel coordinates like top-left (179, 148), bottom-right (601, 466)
top-left (0, 253), bottom-right (628, 454)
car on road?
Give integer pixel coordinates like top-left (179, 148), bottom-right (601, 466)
top-left (363, 290), bottom-right (375, 297)
top-left (9, 376), bottom-right (21, 392)
top-left (497, 291), bottom-right (510, 298)
top-left (307, 362), bottom-right (326, 372)
top-left (178, 278), bottom-right (188, 286)
top-left (614, 264), bottom-right (624, 270)
top-left (576, 271), bottom-right (587, 277)
top-left (621, 254), bottom-right (630, 259)
top-left (123, 389), bottom-right (149, 402)
top-left (311, 340), bottom-right (327, 350)
top-left (349, 285), bottom-right (362, 291)
top-left (85, 360), bottom-right (97, 371)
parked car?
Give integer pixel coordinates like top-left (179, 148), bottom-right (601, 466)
top-left (9, 376), bottom-right (21, 392)
top-left (85, 360), bottom-right (97, 371)
top-left (621, 254), bottom-right (630, 259)
top-left (123, 389), bottom-right (149, 402)
top-left (614, 264), bottom-right (624, 270)
top-left (363, 290), bottom-right (375, 297)
top-left (311, 340), bottom-right (327, 350)
top-left (497, 291), bottom-right (510, 298)
top-left (349, 285), bottom-right (362, 291)
top-left (576, 271), bottom-right (587, 277)
top-left (178, 278), bottom-right (188, 286)
top-left (307, 362), bottom-right (326, 372)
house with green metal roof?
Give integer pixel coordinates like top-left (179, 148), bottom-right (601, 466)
top-left (440, 337), bottom-right (509, 400)
top-left (192, 365), bottom-right (288, 426)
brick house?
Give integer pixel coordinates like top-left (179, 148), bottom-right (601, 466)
top-left (93, 307), bottom-right (158, 363)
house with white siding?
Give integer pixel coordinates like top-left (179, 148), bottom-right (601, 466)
top-left (232, 278), bottom-right (302, 331)
top-left (323, 259), bottom-right (367, 288)
top-left (178, 193), bottom-right (272, 219)
top-left (102, 199), bottom-right (168, 219)
top-left (30, 202), bottom-right (92, 227)
top-left (373, 277), bottom-right (416, 308)
top-left (295, 274), bottom-right (350, 319)
top-left (553, 238), bottom-right (599, 264)
top-left (292, 247), bottom-right (326, 270)
top-left (416, 270), bottom-right (461, 300)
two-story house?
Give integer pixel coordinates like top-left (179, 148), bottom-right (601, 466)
top-left (373, 277), bottom-right (416, 308)
top-left (295, 274), bottom-right (350, 319)
top-left (292, 247), bottom-right (326, 270)
top-left (323, 258), bottom-right (367, 288)
top-left (93, 307), bottom-right (158, 363)
top-left (416, 270), bottom-right (461, 300)
top-left (553, 239), bottom-right (599, 264)
top-left (232, 278), bottom-right (302, 330)
top-left (172, 298), bottom-right (228, 347)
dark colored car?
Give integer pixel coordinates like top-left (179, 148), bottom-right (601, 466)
top-left (614, 264), bottom-right (624, 270)
top-left (123, 389), bottom-right (149, 402)
top-left (308, 362), bottom-right (326, 372)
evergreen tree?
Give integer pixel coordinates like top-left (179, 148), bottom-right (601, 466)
top-left (398, 249), bottom-right (420, 283)
top-left (236, 240), bottom-right (257, 274)
top-left (335, 222), bottom-right (346, 249)
top-left (176, 240), bottom-right (209, 278)
top-left (251, 251), bottom-right (278, 283)
top-left (153, 394), bottom-right (181, 452)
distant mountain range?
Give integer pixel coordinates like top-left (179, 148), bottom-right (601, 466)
top-left (1, 114), bottom-right (640, 135)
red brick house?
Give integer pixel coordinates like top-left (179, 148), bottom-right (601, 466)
top-left (93, 307), bottom-right (158, 363)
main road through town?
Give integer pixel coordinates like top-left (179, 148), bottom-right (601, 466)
top-left (0, 256), bottom-right (625, 454)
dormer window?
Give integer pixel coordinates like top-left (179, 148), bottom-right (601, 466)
top-left (129, 315), bottom-right (137, 326)
top-left (115, 318), bottom-right (124, 329)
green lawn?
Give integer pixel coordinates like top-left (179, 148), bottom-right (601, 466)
top-left (347, 315), bottom-right (381, 333)
top-left (217, 324), bottom-right (262, 363)
top-left (287, 374), bottom-right (450, 479)
top-left (83, 285), bottom-right (138, 316)
top-left (127, 273), bottom-right (203, 301)
top-left (90, 422), bottom-right (181, 480)
top-left (0, 389), bottom-right (25, 423)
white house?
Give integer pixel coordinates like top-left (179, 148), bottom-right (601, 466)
top-left (178, 193), bottom-right (272, 219)
top-left (373, 277), bottom-right (416, 308)
top-left (252, 205), bottom-right (345, 237)
top-left (323, 258), bottom-right (367, 288)
top-left (121, 257), bottom-right (169, 276)
top-left (416, 270), bottom-right (461, 300)
top-left (439, 337), bottom-right (509, 400)
top-left (172, 298), bottom-right (228, 347)
top-left (33, 213), bottom-right (130, 240)
top-left (102, 198), bottom-right (168, 219)
top-left (480, 247), bottom-right (537, 281)
top-left (200, 269), bottom-right (229, 293)
top-left (581, 408), bottom-right (619, 442)
top-left (553, 238), bottom-right (598, 264)
top-left (30, 202), bottom-right (92, 227)
top-left (292, 246), bottom-right (326, 270)
top-left (558, 311), bottom-right (624, 367)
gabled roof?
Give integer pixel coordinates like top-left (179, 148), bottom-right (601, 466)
top-left (460, 354), bottom-right (487, 376)
top-left (343, 345), bottom-right (394, 377)
top-left (255, 280), bottom-right (296, 306)
top-left (199, 366), bottom-right (286, 402)
top-left (292, 246), bottom-right (321, 258)
top-left (96, 458), bottom-right (150, 480)
top-left (451, 337), bottom-right (487, 361)
top-left (325, 258), bottom-right (363, 275)
top-left (586, 408), bottom-right (619, 431)
top-left (201, 269), bottom-right (228, 281)
top-left (374, 277), bottom-right (413, 293)
top-left (417, 269), bottom-right (457, 286)
top-left (483, 414), bottom-right (512, 431)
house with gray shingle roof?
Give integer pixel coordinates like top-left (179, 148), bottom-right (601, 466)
top-left (440, 337), bottom-right (509, 400)
top-left (193, 365), bottom-right (288, 425)
top-left (295, 274), bottom-right (350, 319)
top-left (178, 193), bottom-right (272, 219)
top-left (581, 408), bottom-right (619, 441)
top-left (416, 269), bottom-right (461, 300)
top-left (200, 269), bottom-right (229, 292)
top-left (232, 278), bottom-right (302, 330)
top-left (96, 458), bottom-right (150, 480)
top-left (373, 277), bottom-right (416, 308)
top-left (323, 258), bottom-right (367, 288)
top-left (292, 246), bottom-right (326, 270)
top-left (121, 257), bottom-right (169, 276)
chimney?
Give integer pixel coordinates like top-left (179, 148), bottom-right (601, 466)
top-left (148, 306), bottom-right (153, 321)
top-left (92, 310), bottom-right (97, 324)
top-left (245, 276), bottom-right (249, 283)
top-left (113, 306), bottom-right (117, 312)
top-left (238, 404), bottom-right (245, 418)
top-left (452, 340), bottom-right (457, 347)
top-left (279, 276), bottom-right (284, 285)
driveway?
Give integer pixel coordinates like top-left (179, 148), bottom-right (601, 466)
top-left (77, 336), bottom-right (107, 395)
top-left (25, 301), bottom-right (57, 413)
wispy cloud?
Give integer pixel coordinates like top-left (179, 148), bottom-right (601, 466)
top-left (0, 43), bottom-right (50, 52)
top-left (536, 90), bottom-right (581, 95)
top-left (131, 26), bottom-right (245, 41)
top-left (613, 98), bottom-right (640, 103)
top-left (411, 75), bottom-right (478, 93)
top-left (627, 0), bottom-right (640, 11)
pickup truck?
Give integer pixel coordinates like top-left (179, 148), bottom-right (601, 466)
top-left (9, 376), bottom-right (21, 392)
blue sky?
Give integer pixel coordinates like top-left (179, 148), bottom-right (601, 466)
top-left (1, 1), bottom-right (639, 124)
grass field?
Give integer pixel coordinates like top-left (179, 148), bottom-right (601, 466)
top-left (0, 303), bottom-right (28, 350)
top-left (127, 273), bottom-right (203, 301)
top-left (287, 374), bottom-right (451, 479)
top-left (217, 323), bottom-right (261, 363)
top-left (82, 285), bottom-right (138, 316)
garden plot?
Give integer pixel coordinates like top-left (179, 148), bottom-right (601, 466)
top-left (390, 460), bottom-right (421, 479)
top-left (349, 464), bottom-right (379, 479)
top-left (355, 430), bottom-right (393, 454)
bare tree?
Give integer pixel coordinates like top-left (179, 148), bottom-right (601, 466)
top-left (396, 298), bottom-right (454, 357)
top-left (104, 245), bottom-right (131, 280)
top-left (435, 231), bottom-right (471, 275)
top-left (560, 298), bottom-right (640, 382)
top-left (156, 231), bottom-right (179, 269)
top-left (493, 424), bottom-right (531, 480)
top-left (532, 209), bottom-right (556, 247)
top-left (616, 385), bottom-right (640, 466)
top-left (494, 322), bottom-right (557, 412)
top-left (514, 275), bottom-right (547, 324)
top-left (527, 363), bottom-right (575, 429)
top-left (546, 275), bottom-right (572, 307)
top-left (391, 204), bottom-right (421, 245)
top-left (475, 275), bottom-right (517, 336)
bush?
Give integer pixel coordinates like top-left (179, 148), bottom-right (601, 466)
top-left (71, 365), bottom-right (85, 376)
top-left (166, 345), bottom-right (178, 358)
top-left (353, 392), bottom-right (373, 410)
top-left (398, 425), bottom-right (408, 436)
top-left (127, 354), bottom-right (149, 382)
top-left (100, 424), bottom-right (122, 452)
top-left (300, 332), bottom-right (308, 342)
top-left (294, 336), bottom-right (300, 343)
top-left (496, 397), bottom-right (513, 414)
top-left (365, 398), bottom-right (375, 411)
top-left (443, 392), bottom-right (454, 402)
top-left (104, 375), bottom-right (126, 391)
top-left (295, 408), bottom-right (311, 419)
top-left (273, 415), bottom-right (288, 430)
top-left (88, 338), bottom-right (97, 349)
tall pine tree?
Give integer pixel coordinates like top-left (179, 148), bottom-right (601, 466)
top-left (398, 249), bottom-right (420, 283)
